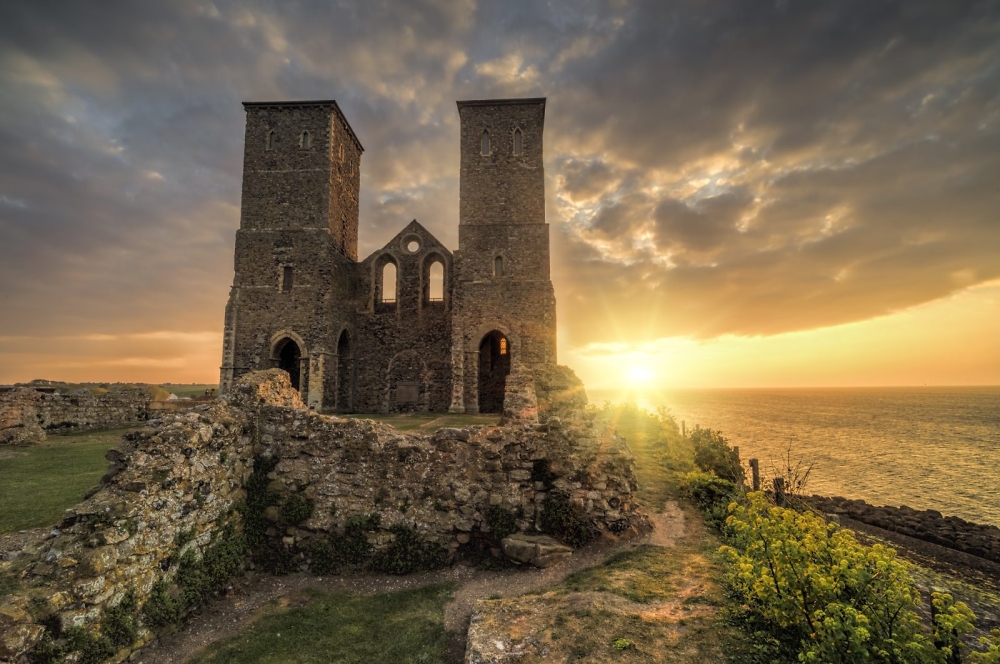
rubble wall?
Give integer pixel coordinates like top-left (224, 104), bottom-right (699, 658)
top-left (0, 370), bottom-right (644, 662)
top-left (0, 387), bottom-right (152, 445)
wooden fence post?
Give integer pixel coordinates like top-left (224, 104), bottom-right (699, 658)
top-left (749, 458), bottom-right (760, 492)
top-left (773, 477), bottom-right (786, 507)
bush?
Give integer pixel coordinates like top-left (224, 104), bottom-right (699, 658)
top-left (721, 492), bottom-right (976, 663)
top-left (540, 491), bottom-right (596, 548)
top-left (141, 580), bottom-right (181, 628)
top-left (681, 470), bottom-right (737, 527)
top-left (280, 492), bottom-right (314, 525)
top-left (101, 590), bottom-right (138, 648)
top-left (310, 513), bottom-right (381, 574)
top-left (485, 505), bottom-right (518, 541)
top-left (373, 524), bottom-right (448, 575)
top-left (690, 428), bottom-right (744, 483)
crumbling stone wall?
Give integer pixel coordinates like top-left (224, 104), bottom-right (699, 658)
top-left (0, 387), bottom-right (151, 445)
top-left (0, 370), bottom-right (643, 662)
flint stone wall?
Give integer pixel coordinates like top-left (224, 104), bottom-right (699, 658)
top-left (0, 387), bottom-right (152, 445)
top-left (0, 370), bottom-right (643, 662)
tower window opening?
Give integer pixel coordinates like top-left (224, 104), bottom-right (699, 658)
top-left (481, 130), bottom-right (490, 156)
top-left (494, 255), bottom-right (504, 277)
top-left (381, 262), bottom-right (397, 303)
top-left (266, 131), bottom-right (276, 151)
top-left (500, 338), bottom-right (507, 355)
top-left (428, 260), bottom-right (444, 302)
top-left (513, 128), bottom-right (522, 155)
top-left (281, 266), bottom-right (293, 292)
top-left (300, 130), bottom-right (311, 149)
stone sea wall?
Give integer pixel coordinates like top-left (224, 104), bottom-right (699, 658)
top-left (0, 369), bottom-right (645, 661)
top-left (807, 495), bottom-right (1000, 563)
top-left (0, 387), bottom-right (152, 445)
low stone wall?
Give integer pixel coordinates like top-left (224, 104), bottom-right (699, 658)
top-left (806, 495), bottom-right (1000, 563)
top-left (0, 387), bottom-right (152, 445)
top-left (0, 369), bottom-right (645, 661)
top-left (255, 396), bottom-right (643, 570)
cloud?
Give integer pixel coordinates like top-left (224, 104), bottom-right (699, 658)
top-left (0, 0), bottom-right (997, 383)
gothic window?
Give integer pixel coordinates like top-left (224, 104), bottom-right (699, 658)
top-left (266, 131), bottom-right (276, 151)
top-left (513, 128), bottom-right (522, 155)
top-left (281, 266), bottom-right (293, 292)
top-left (381, 262), bottom-right (397, 303)
top-left (494, 255), bottom-right (504, 277)
top-left (300, 130), bottom-right (311, 149)
top-left (500, 337), bottom-right (508, 355)
top-left (428, 260), bottom-right (444, 302)
top-left (481, 130), bottom-right (490, 156)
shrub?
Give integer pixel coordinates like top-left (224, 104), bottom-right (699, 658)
top-left (681, 470), bottom-right (737, 527)
top-left (101, 591), bottom-right (138, 648)
top-left (373, 524), bottom-right (448, 575)
top-left (690, 428), bottom-right (744, 483)
top-left (485, 505), bottom-right (518, 541)
top-left (970, 629), bottom-right (1000, 663)
top-left (280, 492), bottom-right (314, 525)
top-left (721, 492), bottom-right (976, 663)
top-left (540, 491), bottom-right (596, 548)
top-left (141, 580), bottom-right (181, 627)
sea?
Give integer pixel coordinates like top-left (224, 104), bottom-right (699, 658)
top-left (588, 386), bottom-right (1000, 528)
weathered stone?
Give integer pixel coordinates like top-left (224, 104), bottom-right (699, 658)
top-left (500, 533), bottom-right (573, 568)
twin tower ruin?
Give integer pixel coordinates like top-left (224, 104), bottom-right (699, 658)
top-left (219, 98), bottom-right (557, 414)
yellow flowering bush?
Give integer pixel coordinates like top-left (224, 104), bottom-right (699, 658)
top-left (720, 492), bottom-right (976, 663)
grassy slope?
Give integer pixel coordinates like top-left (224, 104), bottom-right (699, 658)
top-left (0, 428), bottom-right (129, 533)
top-left (191, 584), bottom-right (456, 664)
top-left (463, 405), bottom-right (746, 663)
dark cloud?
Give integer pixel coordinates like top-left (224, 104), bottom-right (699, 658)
top-left (0, 0), bottom-right (998, 376)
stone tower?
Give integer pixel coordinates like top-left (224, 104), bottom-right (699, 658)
top-left (450, 98), bottom-right (557, 413)
top-left (219, 100), bottom-right (363, 405)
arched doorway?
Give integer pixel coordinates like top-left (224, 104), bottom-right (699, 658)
top-left (478, 331), bottom-right (510, 413)
top-left (275, 338), bottom-right (302, 391)
top-left (336, 329), bottom-right (354, 412)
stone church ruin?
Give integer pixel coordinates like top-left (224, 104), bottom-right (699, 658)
top-left (220, 98), bottom-right (557, 415)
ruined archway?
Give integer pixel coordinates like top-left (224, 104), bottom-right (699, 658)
top-left (478, 330), bottom-right (510, 414)
top-left (336, 329), bottom-right (354, 412)
top-left (275, 338), bottom-right (302, 391)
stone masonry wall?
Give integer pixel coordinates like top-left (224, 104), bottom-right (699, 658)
top-left (0, 370), bottom-right (644, 661)
top-left (0, 387), bottom-right (151, 445)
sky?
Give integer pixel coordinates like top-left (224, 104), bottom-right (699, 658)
top-left (0, 0), bottom-right (998, 390)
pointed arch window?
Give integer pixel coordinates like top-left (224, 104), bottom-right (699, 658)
top-left (266, 131), bottom-right (276, 151)
top-left (481, 130), bottom-right (491, 156)
top-left (381, 262), bottom-right (397, 303)
top-left (300, 130), bottom-right (311, 149)
top-left (500, 337), bottom-right (508, 355)
top-left (513, 128), bottom-right (523, 155)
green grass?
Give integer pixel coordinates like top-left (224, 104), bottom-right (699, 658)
top-left (340, 413), bottom-right (498, 432)
top-left (160, 383), bottom-right (218, 398)
top-left (0, 428), bottom-right (130, 533)
top-left (191, 583), bottom-right (457, 664)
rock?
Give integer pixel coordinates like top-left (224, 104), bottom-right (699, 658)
top-left (500, 533), bottom-right (573, 568)
top-left (436, 428), bottom-right (470, 442)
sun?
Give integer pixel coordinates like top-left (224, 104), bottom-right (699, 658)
top-left (628, 366), bottom-right (653, 383)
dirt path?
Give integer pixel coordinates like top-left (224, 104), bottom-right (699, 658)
top-left (135, 504), bottom-right (686, 663)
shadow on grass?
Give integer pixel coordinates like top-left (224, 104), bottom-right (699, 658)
top-left (191, 583), bottom-right (458, 664)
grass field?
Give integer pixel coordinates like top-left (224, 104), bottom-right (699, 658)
top-left (340, 413), bottom-right (498, 431)
top-left (160, 383), bottom-right (218, 398)
top-left (0, 428), bottom-right (131, 533)
top-left (191, 584), bottom-right (456, 664)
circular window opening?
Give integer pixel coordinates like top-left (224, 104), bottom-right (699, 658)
top-left (406, 239), bottom-right (420, 253)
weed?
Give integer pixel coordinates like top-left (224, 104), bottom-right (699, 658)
top-left (280, 492), bottom-right (314, 525)
top-left (373, 524), bottom-right (448, 575)
top-left (485, 505), bottom-right (518, 541)
top-left (539, 491), bottom-right (596, 548)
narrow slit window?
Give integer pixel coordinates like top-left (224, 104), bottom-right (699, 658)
top-left (382, 262), bottom-right (397, 303)
top-left (429, 261), bottom-right (444, 302)
top-left (481, 130), bottom-right (490, 156)
top-left (494, 256), bottom-right (504, 276)
top-left (266, 131), bottom-right (276, 151)
top-left (300, 130), bottom-right (311, 149)
top-left (282, 266), bottom-right (293, 292)
top-left (513, 128), bottom-right (522, 155)
top-left (500, 338), bottom-right (508, 355)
